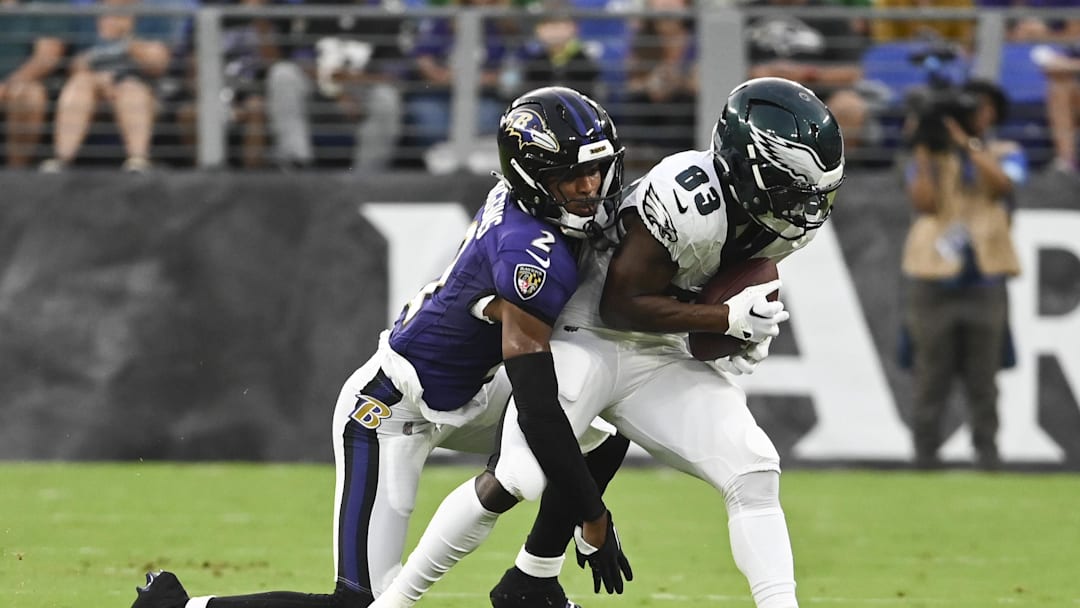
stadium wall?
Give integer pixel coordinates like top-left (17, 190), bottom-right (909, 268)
top-left (1, 170), bottom-right (1077, 469)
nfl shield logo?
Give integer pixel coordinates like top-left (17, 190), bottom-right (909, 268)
top-left (514, 263), bottom-right (546, 300)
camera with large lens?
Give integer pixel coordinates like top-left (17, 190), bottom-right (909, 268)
top-left (905, 44), bottom-right (978, 151)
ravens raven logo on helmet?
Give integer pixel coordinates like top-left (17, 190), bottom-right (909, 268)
top-left (504, 108), bottom-right (560, 153)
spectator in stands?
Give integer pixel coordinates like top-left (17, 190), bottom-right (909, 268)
top-left (872, 0), bottom-right (975, 49)
top-left (1037, 45), bottom-right (1080, 175)
top-left (404, 0), bottom-right (517, 154)
top-left (900, 79), bottom-right (1024, 471)
top-left (177, 0), bottom-right (284, 169)
top-left (0, 0), bottom-right (73, 168)
top-left (825, 0), bottom-right (873, 40)
top-left (40, 0), bottom-right (191, 172)
top-left (264, 0), bottom-right (406, 171)
top-left (975, 0), bottom-right (1080, 42)
top-left (620, 0), bottom-right (696, 168)
top-left (503, 7), bottom-right (601, 100)
top-left (745, 0), bottom-right (877, 156)
top-left (996, 8), bottom-right (1080, 175)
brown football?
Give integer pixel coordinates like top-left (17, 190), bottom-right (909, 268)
top-left (688, 257), bottom-right (780, 361)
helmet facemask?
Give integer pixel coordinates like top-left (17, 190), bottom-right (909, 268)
top-left (739, 161), bottom-right (841, 239)
top-left (507, 141), bottom-right (624, 241)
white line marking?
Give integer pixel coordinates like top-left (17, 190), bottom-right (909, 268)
top-left (427, 591), bottom-right (1080, 604)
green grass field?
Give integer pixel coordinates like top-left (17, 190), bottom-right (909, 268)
top-left (3, 463), bottom-right (1079, 607)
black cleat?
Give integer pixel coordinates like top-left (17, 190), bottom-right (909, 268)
top-left (131, 571), bottom-right (190, 608)
top-left (490, 567), bottom-right (581, 608)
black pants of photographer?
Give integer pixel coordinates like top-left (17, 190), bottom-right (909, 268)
top-left (907, 279), bottom-right (1007, 470)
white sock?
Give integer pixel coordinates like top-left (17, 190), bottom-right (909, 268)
top-left (728, 507), bottom-right (798, 608)
top-left (514, 546), bottom-right (565, 579)
top-left (370, 588), bottom-right (414, 608)
top-left (186, 598), bottom-right (214, 608)
top-left (384, 479), bottom-right (500, 603)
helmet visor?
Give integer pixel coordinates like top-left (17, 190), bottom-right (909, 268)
top-left (538, 153), bottom-right (624, 208)
top-left (762, 180), bottom-right (841, 229)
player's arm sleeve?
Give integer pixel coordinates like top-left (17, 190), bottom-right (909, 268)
top-left (504, 351), bottom-right (606, 522)
top-left (494, 237), bottom-right (606, 522)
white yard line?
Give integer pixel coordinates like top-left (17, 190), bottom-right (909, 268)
top-left (427, 591), bottom-right (1079, 604)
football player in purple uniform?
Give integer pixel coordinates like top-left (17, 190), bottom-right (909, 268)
top-left (129, 87), bottom-right (629, 608)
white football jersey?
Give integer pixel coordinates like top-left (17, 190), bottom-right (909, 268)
top-left (558, 149), bottom-right (816, 344)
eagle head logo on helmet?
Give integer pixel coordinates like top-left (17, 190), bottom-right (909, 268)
top-left (504, 108), bottom-right (560, 153)
top-left (749, 124), bottom-right (841, 191)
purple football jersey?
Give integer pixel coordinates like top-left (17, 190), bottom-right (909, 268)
top-left (388, 183), bottom-right (580, 411)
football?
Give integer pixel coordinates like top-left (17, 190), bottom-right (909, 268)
top-left (688, 257), bottom-right (780, 361)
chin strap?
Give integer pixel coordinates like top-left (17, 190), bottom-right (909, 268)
top-left (583, 217), bottom-right (618, 251)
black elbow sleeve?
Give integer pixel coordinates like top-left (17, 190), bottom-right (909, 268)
top-left (504, 351), bottom-right (606, 522)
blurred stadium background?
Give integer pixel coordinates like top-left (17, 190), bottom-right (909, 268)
top-left (1, 1), bottom-right (1079, 471)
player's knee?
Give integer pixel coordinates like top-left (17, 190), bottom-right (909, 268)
top-left (492, 455), bottom-right (547, 503)
top-left (707, 425), bottom-right (780, 507)
top-left (701, 424), bottom-right (780, 485)
top-left (723, 470), bottom-right (781, 516)
top-left (474, 470), bottom-right (520, 513)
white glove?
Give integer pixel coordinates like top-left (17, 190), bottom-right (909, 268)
top-left (722, 279), bottom-right (788, 343)
top-left (712, 336), bottom-right (773, 376)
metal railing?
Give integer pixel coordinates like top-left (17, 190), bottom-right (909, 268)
top-left (0, 4), bottom-right (1074, 170)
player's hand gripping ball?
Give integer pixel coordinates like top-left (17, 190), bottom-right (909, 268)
top-left (689, 258), bottom-right (780, 361)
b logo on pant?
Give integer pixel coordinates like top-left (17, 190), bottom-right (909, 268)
top-left (351, 396), bottom-right (392, 429)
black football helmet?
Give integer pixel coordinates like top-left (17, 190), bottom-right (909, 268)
top-left (497, 86), bottom-right (624, 239)
top-left (712, 77), bottom-right (845, 240)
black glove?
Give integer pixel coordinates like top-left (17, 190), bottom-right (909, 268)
top-left (573, 511), bottom-right (633, 594)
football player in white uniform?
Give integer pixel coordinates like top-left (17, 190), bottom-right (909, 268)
top-left (373, 77), bottom-right (845, 608)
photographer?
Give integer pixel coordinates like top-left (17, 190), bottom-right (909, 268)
top-left (900, 79), bottom-right (1025, 471)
